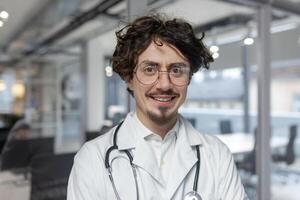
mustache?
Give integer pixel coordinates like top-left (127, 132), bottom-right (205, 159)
top-left (147, 89), bottom-right (178, 96)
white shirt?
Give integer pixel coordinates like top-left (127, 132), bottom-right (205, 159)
top-left (133, 113), bottom-right (178, 197)
top-left (67, 112), bottom-right (248, 200)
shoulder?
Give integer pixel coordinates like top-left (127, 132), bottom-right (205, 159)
top-left (201, 133), bottom-right (229, 151)
top-left (181, 116), bottom-right (232, 156)
top-left (184, 121), bottom-right (235, 175)
top-left (200, 134), bottom-right (232, 161)
top-left (200, 134), bottom-right (233, 165)
top-left (75, 112), bottom-right (136, 162)
top-left (74, 127), bottom-right (115, 164)
top-left (68, 128), bottom-right (116, 199)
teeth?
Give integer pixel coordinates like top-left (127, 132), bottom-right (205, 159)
top-left (154, 97), bottom-right (172, 102)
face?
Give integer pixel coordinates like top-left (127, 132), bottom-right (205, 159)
top-left (127, 41), bottom-right (190, 127)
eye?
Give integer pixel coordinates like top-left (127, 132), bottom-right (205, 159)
top-left (142, 64), bottom-right (157, 75)
top-left (170, 66), bottom-right (184, 76)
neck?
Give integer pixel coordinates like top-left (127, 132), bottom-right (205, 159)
top-left (136, 111), bottom-right (178, 139)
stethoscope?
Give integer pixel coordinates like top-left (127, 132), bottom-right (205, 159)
top-left (104, 121), bottom-right (202, 200)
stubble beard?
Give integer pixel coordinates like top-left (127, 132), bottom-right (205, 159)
top-left (147, 106), bottom-right (177, 126)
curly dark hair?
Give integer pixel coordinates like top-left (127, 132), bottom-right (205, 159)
top-left (112, 14), bottom-right (213, 82)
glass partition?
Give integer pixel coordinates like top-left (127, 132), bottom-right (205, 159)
top-left (269, 13), bottom-right (300, 200)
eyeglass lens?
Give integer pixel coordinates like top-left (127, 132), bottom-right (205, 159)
top-left (135, 63), bottom-right (190, 86)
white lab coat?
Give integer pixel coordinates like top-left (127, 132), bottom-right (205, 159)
top-left (67, 113), bottom-right (248, 200)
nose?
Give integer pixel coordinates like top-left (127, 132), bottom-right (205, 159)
top-left (156, 72), bottom-right (172, 90)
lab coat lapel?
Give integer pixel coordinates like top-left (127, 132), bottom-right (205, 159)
top-left (117, 113), bottom-right (164, 186)
top-left (132, 137), bottom-right (164, 185)
top-left (166, 117), bottom-right (202, 199)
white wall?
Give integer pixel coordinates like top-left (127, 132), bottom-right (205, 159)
top-left (86, 30), bottom-right (116, 131)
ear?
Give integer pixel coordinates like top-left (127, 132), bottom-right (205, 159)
top-left (126, 78), bottom-right (134, 91)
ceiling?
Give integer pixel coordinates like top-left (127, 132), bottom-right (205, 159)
top-left (0, 0), bottom-right (300, 65)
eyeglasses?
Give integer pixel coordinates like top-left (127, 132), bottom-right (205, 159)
top-left (134, 62), bottom-right (190, 86)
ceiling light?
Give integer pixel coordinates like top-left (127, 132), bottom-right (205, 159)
top-left (210, 45), bottom-right (219, 53)
top-left (0, 21), bottom-right (3, 27)
top-left (0, 11), bottom-right (9, 19)
top-left (12, 82), bottom-right (25, 99)
top-left (212, 52), bottom-right (219, 59)
top-left (243, 37), bottom-right (254, 45)
top-left (105, 66), bottom-right (113, 77)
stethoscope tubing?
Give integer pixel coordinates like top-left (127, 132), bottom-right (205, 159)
top-left (105, 121), bottom-right (124, 169)
top-left (193, 145), bottom-right (200, 192)
top-left (104, 121), bottom-right (201, 200)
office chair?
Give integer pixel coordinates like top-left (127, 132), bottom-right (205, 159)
top-left (219, 119), bottom-right (233, 134)
top-left (272, 125), bottom-right (298, 165)
top-left (86, 124), bottom-right (112, 141)
top-left (1, 137), bottom-right (54, 171)
top-left (30, 152), bottom-right (75, 200)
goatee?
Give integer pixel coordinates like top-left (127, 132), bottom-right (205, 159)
top-left (147, 107), bottom-right (174, 126)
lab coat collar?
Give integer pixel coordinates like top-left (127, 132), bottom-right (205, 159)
top-left (116, 112), bottom-right (204, 188)
top-left (117, 113), bottom-right (164, 184)
top-left (117, 112), bottom-right (139, 150)
top-left (178, 114), bottom-right (203, 146)
top-left (117, 113), bottom-right (203, 150)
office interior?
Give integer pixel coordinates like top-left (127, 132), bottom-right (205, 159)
top-left (0, 0), bottom-right (300, 199)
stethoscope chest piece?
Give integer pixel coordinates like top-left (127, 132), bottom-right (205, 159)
top-left (184, 191), bottom-right (202, 200)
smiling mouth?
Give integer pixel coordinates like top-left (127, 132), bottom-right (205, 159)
top-left (150, 96), bottom-right (176, 102)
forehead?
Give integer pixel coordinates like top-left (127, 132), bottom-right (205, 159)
top-left (137, 41), bottom-right (188, 65)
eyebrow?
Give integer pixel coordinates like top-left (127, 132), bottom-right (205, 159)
top-left (169, 62), bottom-right (190, 67)
top-left (140, 60), bottom-right (158, 66)
top-left (139, 60), bottom-right (189, 68)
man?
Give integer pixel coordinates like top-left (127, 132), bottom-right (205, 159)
top-left (67, 15), bottom-right (248, 200)
top-left (1, 119), bottom-right (31, 170)
top-left (1, 119), bottom-right (54, 171)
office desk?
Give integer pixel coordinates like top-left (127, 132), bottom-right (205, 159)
top-left (0, 171), bottom-right (30, 200)
top-left (216, 133), bottom-right (288, 155)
